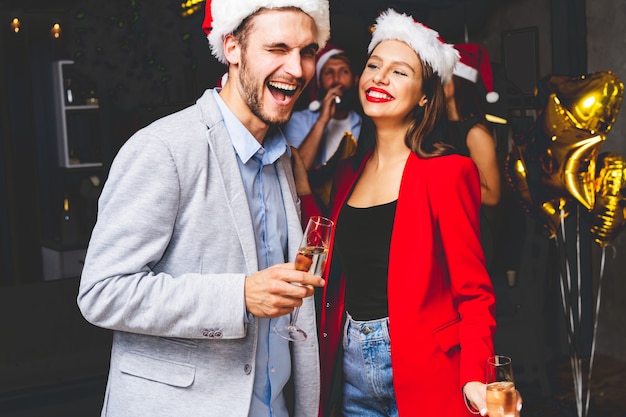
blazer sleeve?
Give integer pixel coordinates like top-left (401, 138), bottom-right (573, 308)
top-left (434, 156), bottom-right (496, 386)
top-left (77, 131), bottom-right (248, 340)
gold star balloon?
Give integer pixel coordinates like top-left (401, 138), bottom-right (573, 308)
top-left (541, 72), bottom-right (623, 209)
top-left (589, 152), bottom-right (626, 246)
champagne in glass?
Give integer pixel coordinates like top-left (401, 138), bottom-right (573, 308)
top-left (486, 355), bottom-right (517, 417)
top-left (295, 246), bottom-right (328, 276)
top-left (274, 216), bottom-right (334, 342)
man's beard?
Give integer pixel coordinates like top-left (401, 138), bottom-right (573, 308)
top-left (238, 57), bottom-right (293, 126)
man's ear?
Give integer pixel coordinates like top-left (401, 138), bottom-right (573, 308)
top-left (223, 34), bottom-right (241, 65)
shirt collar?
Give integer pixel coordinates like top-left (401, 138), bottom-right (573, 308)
top-left (212, 89), bottom-right (290, 165)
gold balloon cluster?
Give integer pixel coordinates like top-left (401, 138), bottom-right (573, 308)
top-left (505, 71), bottom-right (626, 246)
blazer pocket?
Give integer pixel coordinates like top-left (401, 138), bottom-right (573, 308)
top-left (120, 351), bottom-right (195, 388)
top-left (432, 317), bottom-right (461, 353)
top-left (158, 336), bottom-right (199, 349)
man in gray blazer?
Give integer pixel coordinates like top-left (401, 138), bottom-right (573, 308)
top-left (77, 1), bottom-right (330, 416)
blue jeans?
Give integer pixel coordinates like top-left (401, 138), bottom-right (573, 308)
top-left (342, 313), bottom-right (398, 417)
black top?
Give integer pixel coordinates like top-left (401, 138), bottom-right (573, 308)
top-left (334, 199), bottom-right (397, 321)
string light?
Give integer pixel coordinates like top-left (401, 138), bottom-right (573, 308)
top-left (51, 22), bottom-right (61, 38)
top-left (10, 17), bottom-right (21, 33)
top-left (485, 114), bottom-right (508, 124)
top-left (180, 0), bottom-right (204, 17)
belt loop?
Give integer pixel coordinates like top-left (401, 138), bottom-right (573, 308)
top-left (343, 312), bottom-right (351, 345)
top-left (385, 317), bottom-right (390, 338)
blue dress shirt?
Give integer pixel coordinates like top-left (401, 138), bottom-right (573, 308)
top-left (213, 90), bottom-right (292, 417)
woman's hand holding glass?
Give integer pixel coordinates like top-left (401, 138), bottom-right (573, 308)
top-left (463, 355), bottom-right (523, 417)
top-left (485, 355), bottom-right (517, 417)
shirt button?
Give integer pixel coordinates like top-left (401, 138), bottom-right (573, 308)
top-left (214, 330), bottom-right (223, 338)
top-left (244, 364), bottom-right (252, 374)
top-left (326, 303), bottom-right (330, 308)
top-left (323, 332), bottom-right (328, 338)
top-left (201, 329), bottom-right (210, 337)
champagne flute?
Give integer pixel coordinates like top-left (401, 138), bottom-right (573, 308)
top-left (486, 355), bottom-right (517, 417)
top-left (274, 216), bottom-right (334, 342)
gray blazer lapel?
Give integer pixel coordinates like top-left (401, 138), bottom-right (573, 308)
top-left (197, 91), bottom-right (303, 272)
top-left (199, 93), bottom-right (258, 276)
top-left (276, 154), bottom-right (304, 258)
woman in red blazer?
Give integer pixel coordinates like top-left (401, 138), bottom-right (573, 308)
top-left (299, 8), bottom-right (522, 417)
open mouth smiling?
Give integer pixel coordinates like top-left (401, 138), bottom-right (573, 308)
top-left (268, 80), bottom-right (299, 101)
top-left (366, 88), bottom-right (394, 101)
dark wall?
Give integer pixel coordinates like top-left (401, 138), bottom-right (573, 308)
top-left (0, 3), bottom-right (224, 393)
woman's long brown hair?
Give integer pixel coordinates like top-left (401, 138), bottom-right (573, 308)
top-left (405, 62), bottom-right (454, 158)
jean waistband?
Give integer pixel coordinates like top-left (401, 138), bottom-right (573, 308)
top-left (344, 312), bottom-right (390, 340)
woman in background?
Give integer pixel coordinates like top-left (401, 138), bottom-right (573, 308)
top-left (444, 47), bottom-right (501, 206)
top-left (445, 46), bottom-right (502, 270)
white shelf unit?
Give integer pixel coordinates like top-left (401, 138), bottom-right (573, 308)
top-left (52, 60), bottom-right (103, 168)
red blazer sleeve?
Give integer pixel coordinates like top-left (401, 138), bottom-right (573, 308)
top-left (435, 156), bottom-right (496, 385)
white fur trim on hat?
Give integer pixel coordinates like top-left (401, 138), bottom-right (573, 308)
top-left (207, 0), bottom-right (330, 64)
top-left (367, 9), bottom-right (458, 84)
top-left (453, 61), bottom-right (479, 83)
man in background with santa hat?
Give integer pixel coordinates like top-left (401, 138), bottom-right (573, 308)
top-left (283, 44), bottom-right (364, 213)
top-left (77, 1), bottom-right (330, 416)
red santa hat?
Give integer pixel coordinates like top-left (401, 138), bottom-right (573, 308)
top-left (308, 43), bottom-right (346, 111)
top-left (368, 9), bottom-right (458, 85)
top-left (453, 43), bottom-right (500, 103)
top-left (202, 0), bottom-right (331, 65)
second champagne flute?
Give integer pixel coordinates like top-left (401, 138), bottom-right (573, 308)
top-left (486, 355), bottom-right (517, 417)
top-left (273, 215), bottom-right (334, 342)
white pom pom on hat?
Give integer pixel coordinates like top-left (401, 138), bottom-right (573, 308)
top-left (453, 43), bottom-right (500, 103)
top-left (308, 100), bottom-right (321, 112)
top-left (367, 9), bottom-right (459, 85)
top-left (202, 0), bottom-right (331, 65)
